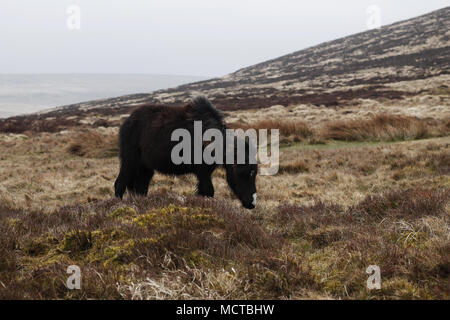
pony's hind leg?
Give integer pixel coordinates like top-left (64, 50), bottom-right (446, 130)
top-left (114, 164), bottom-right (131, 199)
top-left (115, 117), bottom-right (141, 199)
top-left (114, 153), bottom-right (140, 198)
top-left (131, 165), bottom-right (154, 196)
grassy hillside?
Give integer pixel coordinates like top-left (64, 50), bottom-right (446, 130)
top-left (0, 106), bottom-right (448, 299)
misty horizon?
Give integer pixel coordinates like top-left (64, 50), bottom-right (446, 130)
top-left (0, 73), bottom-right (206, 117)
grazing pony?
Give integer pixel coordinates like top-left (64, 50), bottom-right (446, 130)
top-left (114, 96), bottom-right (258, 209)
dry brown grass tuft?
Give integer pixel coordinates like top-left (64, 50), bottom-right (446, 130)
top-left (67, 130), bottom-right (119, 158)
top-left (444, 119), bottom-right (450, 132)
top-left (350, 188), bottom-right (450, 220)
top-left (0, 116), bottom-right (79, 134)
top-left (230, 114), bottom-right (448, 146)
top-left (322, 114), bottom-right (431, 142)
top-left (278, 159), bottom-right (310, 174)
top-left (231, 119), bottom-right (314, 140)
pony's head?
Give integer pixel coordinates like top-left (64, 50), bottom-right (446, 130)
top-left (225, 136), bottom-right (258, 209)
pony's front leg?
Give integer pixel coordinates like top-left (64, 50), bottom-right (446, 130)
top-left (196, 174), bottom-right (214, 198)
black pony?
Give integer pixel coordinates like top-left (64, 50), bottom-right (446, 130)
top-left (114, 96), bottom-right (258, 209)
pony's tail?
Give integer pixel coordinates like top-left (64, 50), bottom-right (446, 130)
top-left (114, 117), bottom-right (141, 198)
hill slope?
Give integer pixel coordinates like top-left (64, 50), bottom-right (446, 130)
top-left (1, 7), bottom-right (449, 132)
top-left (159, 6), bottom-right (450, 110)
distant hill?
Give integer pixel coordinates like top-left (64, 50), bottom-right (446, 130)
top-left (0, 74), bottom-right (206, 118)
top-left (152, 6), bottom-right (450, 109)
top-left (1, 7), bottom-right (449, 131)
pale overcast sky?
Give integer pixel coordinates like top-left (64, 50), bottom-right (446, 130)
top-left (1, 1), bottom-right (448, 77)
